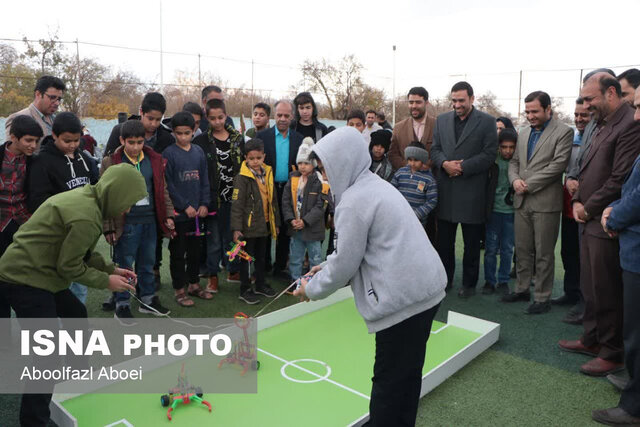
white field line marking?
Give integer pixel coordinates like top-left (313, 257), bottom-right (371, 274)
top-left (104, 419), bottom-right (134, 427)
top-left (258, 348), bottom-right (370, 400)
top-left (431, 324), bottom-right (450, 334)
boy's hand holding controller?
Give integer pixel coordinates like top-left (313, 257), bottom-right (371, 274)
top-left (292, 264), bottom-right (323, 302)
top-left (185, 206), bottom-right (197, 218)
top-left (233, 231), bottom-right (243, 243)
top-left (197, 206), bottom-right (208, 218)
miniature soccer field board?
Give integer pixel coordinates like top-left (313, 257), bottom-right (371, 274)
top-left (51, 287), bottom-right (499, 427)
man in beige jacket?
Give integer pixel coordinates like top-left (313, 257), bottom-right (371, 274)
top-left (5, 75), bottom-right (65, 152)
top-left (504, 91), bottom-right (573, 314)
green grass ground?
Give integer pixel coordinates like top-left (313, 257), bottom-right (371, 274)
top-left (0, 235), bottom-right (620, 426)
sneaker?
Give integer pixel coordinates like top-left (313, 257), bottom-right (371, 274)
top-left (205, 276), bottom-right (219, 294)
top-left (496, 283), bottom-right (510, 295)
top-left (255, 284), bottom-right (277, 298)
top-left (227, 272), bottom-right (241, 283)
top-left (138, 296), bottom-right (171, 316)
top-left (239, 289), bottom-right (260, 305)
top-left (115, 305), bottom-right (136, 325)
top-left (525, 301), bottom-right (551, 315)
top-left (481, 282), bottom-right (495, 295)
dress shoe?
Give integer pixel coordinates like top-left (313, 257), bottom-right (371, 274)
top-left (501, 291), bottom-right (530, 303)
top-left (558, 339), bottom-right (601, 357)
top-left (551, 294), bottom-right (579, 306)
top-left (562, 311), bottom-right (584, 325)
top-left (525, 301), bottom-right (551, 315)
top-left (592, 406), bottom-right (640, 426)
top-left (496, 282), bottom-right (510, 295)
top-left (580, 357), bottom-right (624, 377)
top-left (457, 287), bottom-right (476, 298)
top-left (481, 282), bottom-right (495, 295)
top-left (607, 373), bottom-right (630, 391)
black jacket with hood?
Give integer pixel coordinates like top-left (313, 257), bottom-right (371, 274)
top-left (291, 92), bottom-right (328, 142)
top-left (27, 136), bottom-right (99, 213)
top-left (104, 114), bottom-right (175, 156)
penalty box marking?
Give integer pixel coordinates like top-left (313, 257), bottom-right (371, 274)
top-left (257, 348), bottom-right (370, 400)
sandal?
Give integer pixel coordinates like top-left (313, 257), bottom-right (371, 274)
top-left (188, 283), bottom-right (214, 300)
top-left (175, 289), bottom-right (195, 307)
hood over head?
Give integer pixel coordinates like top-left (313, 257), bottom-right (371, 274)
top-left (94, 163), bottom-right (148, 218)
top-left (311, 126), bottom-right (371, 205)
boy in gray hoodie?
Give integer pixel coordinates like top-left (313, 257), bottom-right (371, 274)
top-left (294, 127), bottom-right (447, 426)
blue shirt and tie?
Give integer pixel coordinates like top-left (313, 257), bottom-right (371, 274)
top-left (527, 119), bottom-right (550, 161)
top-left (275, 127), bottom-right (290, 183)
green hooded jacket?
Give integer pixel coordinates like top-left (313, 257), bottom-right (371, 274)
top-left (0, 163), bottom-right (147, 293)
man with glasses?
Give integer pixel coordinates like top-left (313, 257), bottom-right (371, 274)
top-left (5, 76), bottom-right (66, 152)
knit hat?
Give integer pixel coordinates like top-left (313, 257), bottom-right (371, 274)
top-left (369, 129), bottom-right (391, 153)
top-left (404, 141), bottom-right (429, 164)
top-left (297, 137), bottom-right (316, 166)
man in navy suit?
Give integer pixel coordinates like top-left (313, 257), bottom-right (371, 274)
top-left (256, 100), bottom-right (303, 278)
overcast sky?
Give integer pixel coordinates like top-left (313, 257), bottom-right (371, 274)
top-left (3, 0), bottom-right (639, 118)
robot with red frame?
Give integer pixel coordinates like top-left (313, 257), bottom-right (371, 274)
top-left (160, 363), bottom-right (212, 421)
top-left (218, 312), bottom-right (260, 375)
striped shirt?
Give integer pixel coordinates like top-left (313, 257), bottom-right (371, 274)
top-left (390, 166), bottom-right (437, 222)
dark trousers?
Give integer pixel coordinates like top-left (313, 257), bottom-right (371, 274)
top-left (560, 217), bottom-right (581, 300)
top-left (580, 233), bottom-right (624, 362)
top-left (169, 220), bottom-right (202, 289)
top-left (365, 304), bottom-right (440, 427)
top-left (273, 183), bottom-right (290, 273)
top-left (620, 270), bottom-right (640, 417)
top-left (0, 281), bottom-right (87, 427)
top-left (0, 219), bottom-right (20, 318)
top-left (240, 236), bottom-right (268, 293)
top-left (436, 219), bottom-right (483, 288)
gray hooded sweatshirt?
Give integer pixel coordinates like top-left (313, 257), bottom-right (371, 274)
top-left (306, 127), bottom-right (447, 333)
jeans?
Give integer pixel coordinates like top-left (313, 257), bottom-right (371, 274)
top-left (364, 304), bottom-right (440, 427)
top-left (113, 222), bottom-right (157, 305)
top-left (289, 234), bottom-right (322, 280)
top-left (68, 283), bottom-right (88, 304)
top-left (483, 212), bottom-right (514, 285)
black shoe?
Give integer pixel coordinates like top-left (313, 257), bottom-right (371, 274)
top-left (551, 294), bottom-right (579, 306)
top-left (592, 407), bottom-right (640, 426)
top-left (525, 301), bottom-right (551, 315)
top-left (458, 287), bottom-right (476, 298)
top-left (102, 294), bottom-right (116, 311)
top-left (239, 289), bottom-right (260, 305)
top-left (115, 305), bottom-right (136, 325)
top-left (496, 283), bottom-right (510, 295)
top-left (138, 296), bottom-right (171, 316)
top-left (254, 284), bottom-right (277, 298)
top-left (501, 291), bottom-right (530, 303)
top-left (481, 282), bottom-right (495, 295)
top-left (562, 311), bottom-right (584, 325)
top-left (606, 373), bottom-right (630, 391)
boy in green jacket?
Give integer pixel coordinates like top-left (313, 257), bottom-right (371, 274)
top-left (0, 163), bottom-right (142, 427)
top-left (231, 139), bottom-right (280, 305)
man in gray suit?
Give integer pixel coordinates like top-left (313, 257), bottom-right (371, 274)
top-left (431, 81), bottom-right (498, 298)
top-left (504, 91), bottom-right (573, 314)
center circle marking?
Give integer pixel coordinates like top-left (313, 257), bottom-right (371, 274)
top-left (280, 359), bottom-right (332, 383)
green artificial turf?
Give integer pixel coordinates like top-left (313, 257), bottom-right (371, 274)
top-left (0, 233), bottom-right (622, 426)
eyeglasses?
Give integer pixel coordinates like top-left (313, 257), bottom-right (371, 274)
top-left (44, 93), bottom-right (63, 102)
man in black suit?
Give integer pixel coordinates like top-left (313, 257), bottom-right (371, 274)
top-left (256, 100), bottom-right (303, 278)
top-left (430, 81), bottom-right (498, 298)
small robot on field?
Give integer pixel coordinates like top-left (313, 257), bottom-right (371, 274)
top-left (160, 363), bottom-right (212, 421)
top-left (218, 312), bottom-right (260, 375)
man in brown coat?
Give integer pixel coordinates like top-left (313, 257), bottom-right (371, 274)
top-left (388, 87), bottom-right (435, 170)
top-left (559, 72), bottom-right (640, 376)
